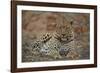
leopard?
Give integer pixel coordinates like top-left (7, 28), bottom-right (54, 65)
top-left (32, 20), bottom-right (80, 60)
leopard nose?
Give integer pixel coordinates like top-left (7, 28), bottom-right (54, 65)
top-left (62, 34), bottom-right (65, 36)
